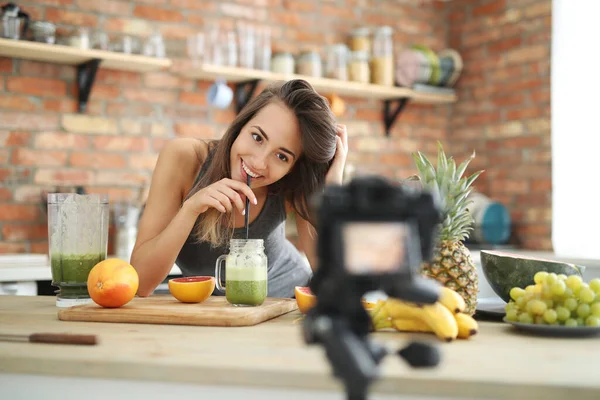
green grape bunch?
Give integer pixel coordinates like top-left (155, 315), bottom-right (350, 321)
top-left (504, 271), bottom-right (600, 327)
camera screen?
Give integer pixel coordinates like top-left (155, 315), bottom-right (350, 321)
top-left (342, 222), bottom-right (409, 275)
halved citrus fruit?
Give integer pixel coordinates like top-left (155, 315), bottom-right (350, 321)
top-left (293, 287), bottom-right (377, 313)
top-left (295, 286), bottom-right (316, 314)
top-left (362, 299), bottom-right (377, 310)
top-left (169, 276), bottom-right (215, 303)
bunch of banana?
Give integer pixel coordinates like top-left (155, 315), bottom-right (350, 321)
top-left (368, 287), bottom-right (479, 342)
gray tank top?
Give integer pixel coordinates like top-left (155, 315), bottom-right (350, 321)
top-left (175, 156), bottom-right (312, 298)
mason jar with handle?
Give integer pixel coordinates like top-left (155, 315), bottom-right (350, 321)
top-left (215, 239), bottom-right (268, 306)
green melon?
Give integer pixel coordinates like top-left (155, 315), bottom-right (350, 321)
top-left (480, 250), bottom-right (586, 302)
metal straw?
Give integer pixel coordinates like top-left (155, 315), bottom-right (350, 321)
top-left (244, 175), bottom-right (251, 239)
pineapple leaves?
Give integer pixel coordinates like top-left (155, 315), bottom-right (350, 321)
top-left (410, 144), bottom-right (484, 242)
top-left (455, 150), bottom-right (475, 179)
top-left (412, 152), bottom-right (428, 181)
top-left (440, 156), bottom-right (455, 206)
top-left (436, 141), bottom-right (448, 177)
top-left (453, 188), bottom-right (474, 209)
top-left (447, 157), bottom-right (456, 183)
top-left (420, 154), bottom-right (437, 184)
top-left (464, 170), bottom-right (484, 190)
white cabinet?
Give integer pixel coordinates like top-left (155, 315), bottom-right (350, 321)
top-left (0, 281), bottom-right (37, 296)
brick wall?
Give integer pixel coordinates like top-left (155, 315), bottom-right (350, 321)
top-left (0, 0), bottom-right (449, 254)
top-left (0, 0), bottom-right (553, 254)
top-left (447, 0), bottom-right (552, 250)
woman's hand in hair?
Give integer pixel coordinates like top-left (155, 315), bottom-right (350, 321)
top-left (325, 124), bottom-right (349, 185)
top-left (184, 178), bottom-right (258, 216)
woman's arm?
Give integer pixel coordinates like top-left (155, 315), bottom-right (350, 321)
top-left (295, 215), bottom-right (319, 272)
top-left (130, 138), bottom-right (206, 297)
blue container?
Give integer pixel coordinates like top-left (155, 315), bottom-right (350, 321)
top-left (468, 193), bottom-right (511, 245)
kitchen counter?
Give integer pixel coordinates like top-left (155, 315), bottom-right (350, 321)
top-left (3, 250), bottom-right (599, 299)
top-left (0, 255), bottom-right (182, 283)
top-left (0, 254), bottom-right (182, 296)
top-left (1, 296), bottom-right (599, 400)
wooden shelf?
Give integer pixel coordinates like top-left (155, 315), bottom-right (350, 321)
top-left (0, 38), bottom-right (172, 112)
top-left (0, 38), bottom-right (171, 72)
top-left (182, 64), bottom-right (456, 136)
top-left (181, 64), bottom-right (456, 104)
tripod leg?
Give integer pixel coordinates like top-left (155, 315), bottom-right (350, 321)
top-left (397, 341), bottom-right (441, 368)
top-left (347, 388), bottom-right (368, 400)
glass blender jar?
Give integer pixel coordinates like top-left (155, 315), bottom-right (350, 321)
top-left (48, 193), bottom-right (109, 307)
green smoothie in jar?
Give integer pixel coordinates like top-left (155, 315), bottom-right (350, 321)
top-left (225, 264), bottom-right (268, 306)
top-left (215, 239), bottom-right (269, 306)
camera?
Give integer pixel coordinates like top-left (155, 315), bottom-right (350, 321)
top-left (302, 175), bottom-right (444, 400)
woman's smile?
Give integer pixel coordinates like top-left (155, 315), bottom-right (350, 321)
top-left (241, 158), bottom-right (263, 181)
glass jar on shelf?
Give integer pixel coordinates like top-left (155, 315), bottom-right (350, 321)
top-left (91, 30), bottom-right (109, 51)
top-left (224, 29), bottom-right (237, 67)
top-left (296, 50), bottom-right (322, 77)
top-left (30, 21), bottom-right (56, 44)
top-left (271, 52), bottom-right (295, 75)
top-left (349, 27), bottom-right (371, 54)
top-left (67, 27), bottom-right (90, 50)
top-left (254, 25), bottom-right (272, 71)
top-left (371, 26), bottom-right (394, 86)
top-left (324, 44), bottom-right (348, 81)
top-left (348, 50), bottom-right (370, 84)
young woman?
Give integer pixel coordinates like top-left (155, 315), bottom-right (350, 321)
top-left (131, 79), bottom-right (348, 298)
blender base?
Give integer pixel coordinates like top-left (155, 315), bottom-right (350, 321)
top-left (56, 297), bottom-right (94, 308)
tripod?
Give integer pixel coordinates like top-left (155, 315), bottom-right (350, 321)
top-left (303, 310), bottom-right (441, 400)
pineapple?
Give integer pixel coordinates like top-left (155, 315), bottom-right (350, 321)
top-left (410, 142), bottom-right (484, 316)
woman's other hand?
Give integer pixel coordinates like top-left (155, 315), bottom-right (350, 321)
top-left (325, 124), bottom-right (349, 185)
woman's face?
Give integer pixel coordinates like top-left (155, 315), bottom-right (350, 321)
top-left (230, 101), bottom-right (303, 191)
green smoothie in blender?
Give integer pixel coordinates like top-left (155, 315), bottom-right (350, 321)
top-left (47, 192), bottom-right (109, 307)
top-left (51, 253), bottom-right (106, 298)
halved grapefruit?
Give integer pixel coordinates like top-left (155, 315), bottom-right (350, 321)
top-left (294, 286), bottom-right (316, 314)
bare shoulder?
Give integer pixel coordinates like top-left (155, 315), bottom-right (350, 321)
top-left (159, 137), bottom-right (208, 165)
top-left (155, 138), bottom-right (209, 198)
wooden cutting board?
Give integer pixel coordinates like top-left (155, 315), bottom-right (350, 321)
top-left (57, 295), bottom-right (299, 327)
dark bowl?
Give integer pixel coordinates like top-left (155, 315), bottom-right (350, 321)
top-left (480, 250), bottom-right (586, 303)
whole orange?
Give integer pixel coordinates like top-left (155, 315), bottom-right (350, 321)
top-left (87, 258), bottom-right (139, 308)
top-left (294, 286), bottom-right (317, 314)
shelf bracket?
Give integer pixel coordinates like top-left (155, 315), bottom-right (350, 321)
top-left (383, 98), bottom-right (409, 137)
top-left (76, 58), bottom-right (101, 113)
top-left (234, 79), bottom-right (260, 114)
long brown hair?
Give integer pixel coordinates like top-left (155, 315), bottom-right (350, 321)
top-left (186, 79), bottom-right (337, 247)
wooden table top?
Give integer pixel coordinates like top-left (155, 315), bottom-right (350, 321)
top-left (1, 295), bottom-right (599, 399)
